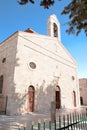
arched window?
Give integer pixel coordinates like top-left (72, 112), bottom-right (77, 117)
top-left (0, 75), bottom-right (3, 93)
top-left (53, 23), bottom-right (58, 37)
top-left (73, 91), bottom-right (76, 107)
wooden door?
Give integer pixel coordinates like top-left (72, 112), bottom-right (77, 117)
top-left (56, 86), bottom-right (60, 109)
top-left (28, 86), bottom-right (35, 112)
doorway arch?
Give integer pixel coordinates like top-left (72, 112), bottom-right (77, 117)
top-left (56, 85), bottom-right (61, 109)
top-left (73, 91), bottom-right (76, 107)
top-left (28, 85), bottom-right (35, 112)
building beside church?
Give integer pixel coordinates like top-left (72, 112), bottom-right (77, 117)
top-left (0, 14), bottom-right (80, 115)
top-left (79, 78), bottom-right (87, 106)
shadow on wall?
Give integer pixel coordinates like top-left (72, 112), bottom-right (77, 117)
top-left (1, 38), bottom-right (60, 115)
top-left (35, 77), bottom-right (59, 113)
top-left (3, 40), bottom-right (28, 115)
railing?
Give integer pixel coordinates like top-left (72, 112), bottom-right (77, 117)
top-left (56, 112), bottom-right (87, 130)
top-left (5, 110), bottom-right (87, 130)
top-left (31, 111), bottom-right (87, 130)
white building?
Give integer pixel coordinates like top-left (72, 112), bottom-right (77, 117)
top-left (0, 14), bottom-right (80, 115)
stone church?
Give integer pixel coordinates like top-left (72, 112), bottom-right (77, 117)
top-left (0, 14), bottom-right (80, 115)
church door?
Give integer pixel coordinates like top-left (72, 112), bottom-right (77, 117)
top-left (28, 85), bottom-right (35, 112)
top-left (56, 86), bottom-right (61, 109)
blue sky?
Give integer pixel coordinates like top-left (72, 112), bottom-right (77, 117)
top-left (0, 0), bottom-right (87, 78)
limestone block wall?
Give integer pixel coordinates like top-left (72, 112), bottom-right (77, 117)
top-left (0, 31), bottom-right (80, 115)
top-left (0, 95), bottom-right (7, 114)
top-left (0, 32), bottom-right (19, 115)
top-left (79, 78), bottom-right (87, 105)
top-left (10, 32), bottom-right (80, 115)
top-left (59, 63), bottom-right (80, 108)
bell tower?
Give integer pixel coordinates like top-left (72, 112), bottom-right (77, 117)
top-left (47, 14), bottom-right (61, 41)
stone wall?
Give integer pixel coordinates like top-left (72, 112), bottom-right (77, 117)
top-left (0, 95), bottom-right (7, 114)
top-left (11, 32), bottom-right (80, 114)
top-left (79, 78), bottom-right (87, 105)
top-left (0, 31), bottom-right (80, 115)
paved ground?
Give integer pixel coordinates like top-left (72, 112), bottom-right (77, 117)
top-left (0, 107), bottom-right (86, 130)
top-left (0, 112), bottom-right (50, 130)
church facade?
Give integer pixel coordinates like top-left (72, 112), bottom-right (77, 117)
top-left (0, 14), bottom-right (80, 115)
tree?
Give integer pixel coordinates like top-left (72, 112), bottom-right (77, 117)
top-left (18, 0), bottom-right (55, 8)
top-left (18, 0), bottom-right (87, 36)
top-left (62, 0), bottom-right (87, 36)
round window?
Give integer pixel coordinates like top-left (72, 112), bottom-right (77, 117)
top-left (29, 62), bottom-right (36, 69)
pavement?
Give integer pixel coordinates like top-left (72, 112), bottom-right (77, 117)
top-left (0, 112), bottom-right (50, 130)
top-left (0, 107), bottom-right (87, 130)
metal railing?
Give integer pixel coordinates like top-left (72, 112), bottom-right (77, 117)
top-left (31, 111), bottom-right (87, 130)
top-left (4, 109), bottom-right (87, 130)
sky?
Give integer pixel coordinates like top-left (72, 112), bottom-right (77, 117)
top-left (0, 0), bottom-right (87, 78)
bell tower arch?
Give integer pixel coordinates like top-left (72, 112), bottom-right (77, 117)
top-left (47, 14), bottom-right (61, 41)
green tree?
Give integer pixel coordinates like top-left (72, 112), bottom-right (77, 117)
top-left (62, 0), bottom-right (87, 36)
top-left (18, 0), bottom-right (87, 36)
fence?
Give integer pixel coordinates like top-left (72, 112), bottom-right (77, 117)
top-left (6, 110), bottom-right (87, 130)
top-left (31, 111), bottom-right (87, 130)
